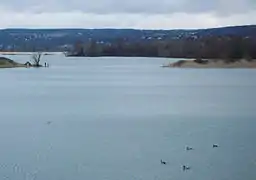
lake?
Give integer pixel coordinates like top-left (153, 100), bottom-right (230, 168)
top-left (0, 55), bottom-right (256, 180)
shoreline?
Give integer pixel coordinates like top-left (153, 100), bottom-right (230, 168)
top-left (163, 59), bottom-right (256, 69)
top-left (0, 64), bottom-right (26, 68)
top-left (0, 52), bottom-right (62, 56)
top-left (0, 57), bottom-right (44, 69)
top-left (0, 57), bottom-right (26, 68)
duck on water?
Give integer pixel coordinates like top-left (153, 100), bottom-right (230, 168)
top-left (213, 144), bottom-right (219, 148)
top-left (182, 165), bottom-right (190, 171)
top-left (160, 159), bottom-right (167, 165)
top-left (186, 146), bottom-right (193, 151)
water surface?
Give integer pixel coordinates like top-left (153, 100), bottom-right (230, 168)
top-left (0, 55), bottom-right (256, 180)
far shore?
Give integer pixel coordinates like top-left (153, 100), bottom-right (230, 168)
top-left (0, 52), bottom-right (62, 56)
top-left (163, 59), bottom-right (256, 69)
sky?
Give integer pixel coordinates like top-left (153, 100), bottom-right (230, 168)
top-left (0, 0), bottom-right (255, 29)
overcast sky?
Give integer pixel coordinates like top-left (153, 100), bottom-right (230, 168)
top-left (0, 0), bottom-right (255, 29)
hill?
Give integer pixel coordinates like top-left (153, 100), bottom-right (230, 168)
top-left (0, 25), bottom-right (255, 53)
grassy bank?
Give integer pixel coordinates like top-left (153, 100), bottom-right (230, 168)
top-left (0, 57), bottom-right (26, 68)
top-left (164, 59), bottom-right (256, 68)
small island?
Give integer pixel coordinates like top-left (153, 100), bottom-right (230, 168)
top-left (163, 59), bottom-right (256, 68)
top-left (0, 57), bottom-right (27, 68)
top-left (0, 53), bottom-right (47, 69)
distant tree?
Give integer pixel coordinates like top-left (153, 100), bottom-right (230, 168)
top-left (73, 41), bottom-right (85, 56)
top-left (67, 35), bottom-right (256, 59)
top-left (31, 52), bottom-right (43, 67)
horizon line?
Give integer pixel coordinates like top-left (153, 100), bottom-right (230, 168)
top-left (0, 24), bottom-right (255, 31)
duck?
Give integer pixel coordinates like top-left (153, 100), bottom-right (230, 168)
top-left (213, 144), bottom-right (219, 148)
top-left (160, 159), bottom-right (167, 165)
top-left (186, 146), bottom-right (193, 151)
top-left (182, 165), bottom-right (190, 171)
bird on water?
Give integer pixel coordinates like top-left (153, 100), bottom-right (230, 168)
top-left (182, 165), bottom-right (190, 171)
top-left (213, 144), bottom-right (219, 148)
top-left (186, 146), bottom-right (193, 151)
top-left (160, 159), bottom-right (167, 165)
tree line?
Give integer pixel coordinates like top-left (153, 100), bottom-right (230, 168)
top-left (69, 35), bottom-right (256, 60)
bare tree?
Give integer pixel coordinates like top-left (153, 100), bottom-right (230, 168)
top-left (31, 52), bottom-right (43, 67)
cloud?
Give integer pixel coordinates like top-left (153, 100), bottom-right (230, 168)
top-left (0, 0), bottom-right (255, 28)
top-left (1, 10), bottom-right (255, 29)
top-left (1, 0), bottom-right (255, 15)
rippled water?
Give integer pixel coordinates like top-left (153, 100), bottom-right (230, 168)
top-left (0, 55), bottom-right (256, 180)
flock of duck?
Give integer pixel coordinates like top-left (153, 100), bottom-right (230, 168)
top-left (45, 120), bottom-right (220, 172)
top-left (160, 144), bottom-right (219, 171)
